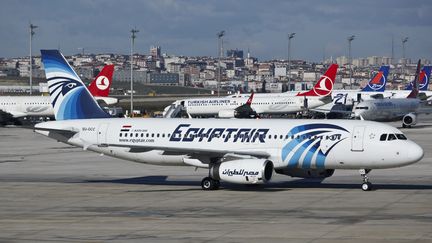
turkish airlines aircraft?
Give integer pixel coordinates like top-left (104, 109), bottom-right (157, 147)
top-left (0, 64), bottom-right (117, 118)
top-left (164, 64), bottom-right (338, 118)
top-left (34, 50), bottom-right (424, 191)
top-left (311, 66), bottom-right (390, 115)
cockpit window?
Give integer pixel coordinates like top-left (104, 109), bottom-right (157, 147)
top-left (355, 106), bottom-right (369, 110)
top-left (387, 134), bottom-right (397, 141)
top-left (396, 134), bottom-right (407, 140)
top-left (380, 134), bottom-right (387, 141)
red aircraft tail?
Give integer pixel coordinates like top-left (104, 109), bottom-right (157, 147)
top-left (407, 60), bottom-right (421, 99)
top-left (88, 64), bottom-right (114, 97)
top-left (296, 64), bottom-right (338, 97)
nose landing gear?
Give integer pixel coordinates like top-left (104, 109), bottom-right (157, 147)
top-left (359, 169), bottom-right (372, 191)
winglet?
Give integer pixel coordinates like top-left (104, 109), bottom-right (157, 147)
top-left (407, 60), bottom-right (421, 99)
top-left (88, 64), bottom-right (114, 97)
top-left (296, 64), bottom-right (338, 97)
top-left (361, 65), bottom-right (389, 92)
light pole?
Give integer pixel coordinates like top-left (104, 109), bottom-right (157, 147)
top-left (29, 23), bottom-right (37, 95)
top-left (347, 35), bottom-right (355, 89)
top-left (402, 37), bottom-right (409, 77)
top-left (402, 37), bottom-right (408, 59)
top-left (130, 28), bottom-right (138, 117)
top-left (217, 30), bottom-right (225, 97)
top-left (287, 32), bottom-right (295, 90)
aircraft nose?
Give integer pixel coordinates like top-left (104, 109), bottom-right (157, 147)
top-left (406, 141), bottom-right (424, 164)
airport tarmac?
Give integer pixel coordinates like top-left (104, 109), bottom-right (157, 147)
top-left (0, 118), bottom-right (432, 242)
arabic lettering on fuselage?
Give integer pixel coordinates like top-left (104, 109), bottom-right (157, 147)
top-left (169, 124), bottom-right (269, 143)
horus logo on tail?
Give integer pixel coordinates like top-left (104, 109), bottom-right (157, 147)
top-left (41, 50), bottom-right (110, 120)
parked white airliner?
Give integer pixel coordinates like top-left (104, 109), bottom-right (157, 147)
top-left (34, 50), bottom-right (424, 191)
top-left (163, 64), bottom-right (338, 118)
top-left (0, 64), bottom-right (117, 118)
top-left (354, 61), bottom-right (432, 127)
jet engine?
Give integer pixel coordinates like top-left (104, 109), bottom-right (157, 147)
top-left (275, 168), bottom-right (335, 178)
top-left (210, 159), bottom-right (274, 184)
top-left (218, 110), bottom-right (236, 118)
top-left (402, 113), bottom-right (417, 128)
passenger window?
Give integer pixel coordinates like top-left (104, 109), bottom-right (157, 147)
top-left (380, 134), bottom-right (387, 141)
top-left (396, 134), bottom-right (407, 140)
top-left (388, 134), bottom-right (397, 141)
top-left (119, 133), bottom-right (122, 137)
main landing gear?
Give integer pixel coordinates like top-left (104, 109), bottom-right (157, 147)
top-left (201, 177), bottom-right (220, 190)
top-left (359, 169), bottom-right (372, 191)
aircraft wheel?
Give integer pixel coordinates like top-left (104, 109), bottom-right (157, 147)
top-left (361, 182), bottom-right (372, 191)
top-left (201, 177), bottom-right (220, 190)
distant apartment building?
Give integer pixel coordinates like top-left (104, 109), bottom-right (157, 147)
top-left (149, 73), bottom-right (179, 85)
top-left (113, 69), bottom-right (148, 83)
top-left (226, 49), bottom-right (243, 59)
top-left (150, 46), bottom-right (161, 58)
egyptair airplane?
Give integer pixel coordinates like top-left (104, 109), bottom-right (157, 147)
top-left (34, 50), bottom-right (424, 191)
top-left (0, 64), bottom-right (117, 118)
top-left (163, 64), bottom-right (338, 118)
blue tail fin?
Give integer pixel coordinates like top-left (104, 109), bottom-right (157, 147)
top-left (361, 66), bottom-right (389, 92)
top-left (41, 50), bottom-right (110, 120)
top-left (405, 66), bottom-right (431, 91)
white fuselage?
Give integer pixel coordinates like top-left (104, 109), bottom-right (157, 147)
top-left (174, 94), bottom-right (326, 117)
top-left (0, 96), bottom-right (117, 118)
top-left (0, 96), bottom-right (53, 117)
top-left (35, 118), bottom-right (423, 170)
top-left (354, 98), bottom-right (421, 121)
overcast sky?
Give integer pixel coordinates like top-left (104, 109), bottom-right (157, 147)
top-left (1, 0), bottom-right (431, 61)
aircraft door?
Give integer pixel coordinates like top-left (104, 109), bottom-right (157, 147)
top-left (357, 93), bottom-right (362, 103)
top-left (97, 123), bottom-right (109, 145)
top-left (351, 126), bottom-right (365, 152)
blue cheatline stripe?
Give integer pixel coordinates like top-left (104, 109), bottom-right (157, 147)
top-left (316, 151), bottom-right (326, 168)
top-left (282, 130), bottom-right (328, 162)
top-left (302, 139), bottom-right (321, 169)
top-left (288, 139), bottom-right (313, 168)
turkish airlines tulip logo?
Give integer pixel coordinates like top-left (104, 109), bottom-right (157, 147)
top-left (95, 76), bottom-right (110, 90)
top-left (313, 76), bottom-right (333, 96)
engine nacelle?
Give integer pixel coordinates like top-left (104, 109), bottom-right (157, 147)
top-left (275, 168), bottom-right (335, 179)
top-left (402, 113), bottom-right (417, 127)
top-left (210, 159), bottom-right (274, 184)
top-left (218, 110), bottom-right (236, 118)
